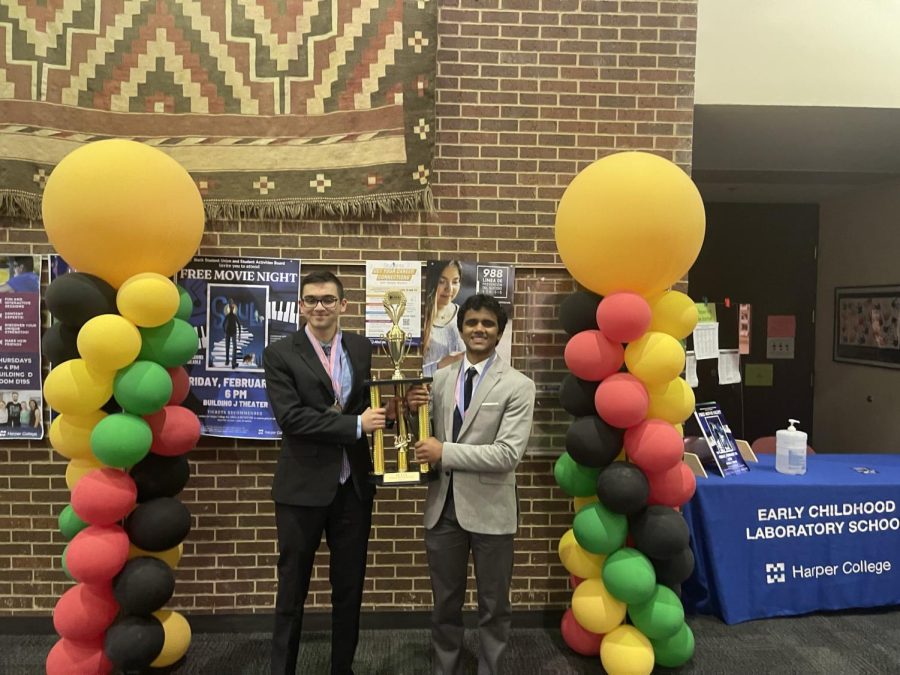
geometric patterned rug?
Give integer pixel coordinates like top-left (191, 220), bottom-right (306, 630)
top-left (0, 0), bottom-right (435, 220)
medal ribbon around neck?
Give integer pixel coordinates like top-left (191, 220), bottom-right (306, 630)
top-left (305, 324), bottom-right (344, 407)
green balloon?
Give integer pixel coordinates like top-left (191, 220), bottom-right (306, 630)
top-left (628, 584), bottom-right (685, 640)
top-left (602, 547), bottom-right (656, 604)
top-left (58, 504), bottom-right (88, 541)
top-left (554, 452), bottom-right (599, 497)
top-left (114, 360), bottom-right (173, 415)
top-left (175, 285), bottom-right (193, 321)
top-left (61, 544), bottom-right (74, 581)
top-left (139, 318), bottom-right (199, 367)
top-left (651, 622), bottom-right (695, 667)
top-left (572, 501), bottom-right (627, 554)
top-left (90, 412), bottom-right (152, 468)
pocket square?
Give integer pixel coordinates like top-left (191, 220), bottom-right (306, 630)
top-left (480, 402), bottom-right (500, 408)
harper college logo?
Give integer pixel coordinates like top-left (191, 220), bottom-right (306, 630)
top-left (766, 562), bottom-right (786, 584)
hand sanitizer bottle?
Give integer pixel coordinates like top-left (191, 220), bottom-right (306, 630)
top-left (775, 419), bottom-right (807, 475)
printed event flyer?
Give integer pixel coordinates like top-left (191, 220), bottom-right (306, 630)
top-left (0, 255), bottom-right (44, 440)
top-left (177, 256), bottom-right (301, 439)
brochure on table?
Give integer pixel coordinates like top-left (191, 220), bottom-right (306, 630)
top-left (694, 401), bottom-right (750, 477)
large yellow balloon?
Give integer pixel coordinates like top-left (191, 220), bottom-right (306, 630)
top-left (555, 152), bottom-right (705, 297)
top-left (49, 411), bottom-right (108, 460)
top-left (572, 577), bottom-right (627, 635)
top-left (600, 625), bottom-right (655, 675)
top-left (44, 359), bottom-right (114, 415)
top-left (646, 377), bottom-right (696, 424)
top-left (151, 610), bottom-right (192, 667)
top-left (117, 273), bottom-right (180, 328)
top-left (625, 332), bottom-right (686, 386)
top-left (128, 543), bottom-right (184, 569)
top-left (65, 457), bottom-right (104, 490)
top-left (559, 529), bottom-right (605, 579)
top-left (77, 314), bottom-right (142, 371)
top-left (649, 291), bottom-right (699, 339)
top-left (41, 139), bottom-right (204, 288)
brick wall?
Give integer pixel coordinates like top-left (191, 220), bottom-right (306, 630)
top-left (0, 0), bottom-right (697, 616)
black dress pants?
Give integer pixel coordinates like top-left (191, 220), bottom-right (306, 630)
top-left (271, 482), bottom-right (372, 675)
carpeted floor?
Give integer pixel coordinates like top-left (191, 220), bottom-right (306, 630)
top-left (5, 610), bottom-right (899, 674)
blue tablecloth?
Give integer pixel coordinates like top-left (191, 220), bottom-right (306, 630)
top-left (682, 453), bottom-right (900, 624)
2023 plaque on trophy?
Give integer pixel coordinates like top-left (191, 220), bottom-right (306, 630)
top-left (366, 290), bottom-right (433, 485)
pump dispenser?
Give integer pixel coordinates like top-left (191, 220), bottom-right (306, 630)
top-left (775, 418), bottom-right (807, 475)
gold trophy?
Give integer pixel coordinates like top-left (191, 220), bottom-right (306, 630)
top-left (367, 290), bottom-right (433, 485)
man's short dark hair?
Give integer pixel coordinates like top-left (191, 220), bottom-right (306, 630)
top-left (13, 257), bottom-right (34, 273)
top-left (457, 294), bottom-right (508, 335)
top-left (300, 271), bottom-right (344, 299)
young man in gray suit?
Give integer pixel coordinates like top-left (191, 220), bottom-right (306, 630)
top-left (408, 293), bottom-right (536, 675)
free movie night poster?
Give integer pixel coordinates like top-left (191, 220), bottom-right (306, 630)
top-left (177, 256), bottom-right (301, 439)
top-left (0, 255), bottom-right (44, 440)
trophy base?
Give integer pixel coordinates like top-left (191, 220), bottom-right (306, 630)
top-left (370, 470), bottom-right (434, 486)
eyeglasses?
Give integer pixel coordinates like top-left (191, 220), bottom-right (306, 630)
top-left (301, 295), bottom-right (339, 309)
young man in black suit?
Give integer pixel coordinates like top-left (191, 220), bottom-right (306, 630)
top-left (264, 271), bottom-right (390, 675)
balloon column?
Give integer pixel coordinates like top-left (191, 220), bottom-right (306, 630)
top-left (553, 152), bottom-right (705, 673)
top-left (41, 140), bottom-right (204, 674)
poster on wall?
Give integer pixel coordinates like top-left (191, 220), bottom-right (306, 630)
top-left (177, 256), bottom-right (301, 439)
top-left (365, 260), bottom-right (422, 345)
top-left (834, 285), bottom-right (900, 369)
top-left (0, 255), bottom-right (44, 440)
top-left (421, 260), bottom-right (515, 377)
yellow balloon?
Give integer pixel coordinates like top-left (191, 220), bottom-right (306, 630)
top-left (614, 447), bottom-right (626, 462)
top-left (77, 314), bottom-right (142, 371)
top-left (675, 423), bottom-right (684, 436)
top-left (555, 152), bottom-right (705, 297)
top-left (625, 332), bottom-right (686, 386)
top-left (44, 359), bottom-right (114, 415)
top-left (559, 529), bottom-right (605, 579)
top-left (649, 291), bottom-right (699, 339)
top-left (117, 273), bottom-right (180, 328)
top-left (151, 610), bottom-right (192, 668)
top-left (572, 577), bottom-right (627, 635)
top-left (600, 625), bottom-right (655, 675)
top-left (129, 543), bottom-right (183, 569)
top-left (646, 377), bottom-right (696, 424)
top-left (574, 495), bottom-right (599, 512)
top-left (41, 139), bottom-right (204, 288)
top-left (49, 411), bottom-right (108, 460)
top-left (65, 457), bottom-right (104, 490)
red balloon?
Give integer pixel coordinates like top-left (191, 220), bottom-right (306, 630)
top-left (594, 373), bottom-right (649, 429)
top-left (53, 583), bottom-right (119, 641)
top-left (564, 330), bottom-right (624, 382)
top-left (146, 405), bottom-right (201, 457)
top-left (46, 636), bottom-right (113, 675)
top-left (624, 419), bottom-right (684, 473)
top-left (66, 525), bottom-right (129, 584)
top-left (569, 574), bottom-right (583, 590)
top-left (596, 292), bottom-right (652, 343)
top-left (71, 468), bottom-right (137, 526)
top-left (167, 366), bottom-right (190, 405)
top-left (561, 607), bottom-right (603, 656)
top-left (647, 461), bottom-right (697, 507)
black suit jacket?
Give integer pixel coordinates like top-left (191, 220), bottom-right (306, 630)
top-left (263, 329), bottom-right (375, 506)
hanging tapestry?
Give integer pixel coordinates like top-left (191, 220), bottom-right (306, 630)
top-left (0, 0), bottom-right (436, 220)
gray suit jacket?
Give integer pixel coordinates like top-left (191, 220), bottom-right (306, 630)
top-left (423, 356), bottom-right (536, 535)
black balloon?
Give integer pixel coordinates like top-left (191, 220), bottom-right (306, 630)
top-left (125, 498), bottom-right (191, 552)
top-left (596, 462), bottom-right (649, 515)
top-left (113, 557), bottom-right (176, 616)
top-left (630, 505), bottom-right (691, 560)
top-left (131, 454), bottom-right (190, 502)
top-left (104, 615), bottom-right (165, 670)
top-left (560, 289), bottom-right (603, 336)
top-left (558, 375), bottom-right (599, 418)
top-left (565, 415), bottom-right (623, 469)
top-left (42, 322), bottom-right (80, 365)
top-left (45, 272), bottom-right (117, 327)
top-left (651, 546), bottom-right (695, 586)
